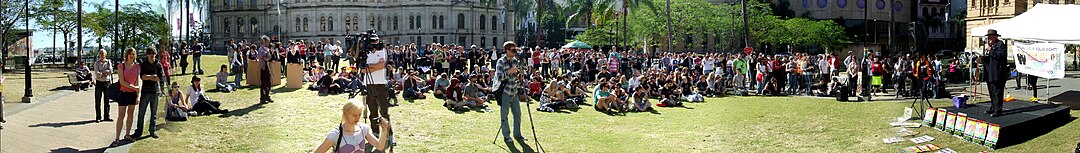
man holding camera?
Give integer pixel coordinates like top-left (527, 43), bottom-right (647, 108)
top-left (359, 35), bottom-right (395, 149)
top-left (494, 41), bottom-right (526, 143)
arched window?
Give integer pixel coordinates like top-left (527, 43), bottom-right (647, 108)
top-left (353, 16), bottom-right (360, 30)
top-left (409, 16), bottom-right (414, 29)
top-left (345, 16), bottom-right (352, 31)
top-left (457, 13), bottom-right (466, 29)
top-left (251, 17), bottom-right (258, 35)
top-left (303, 17), bottom-right (309, 32)
top-left (393, 16), bottom-right (399, 31)
top-left (439, 15), bottom-right (445, 29)
top-left (480, 15), bottom-right (486, 30)
top-left (432, 15), bottom-right (438, 29)
top-left (377, 16), bottom-right (383, 31)
top-left (224, 18), bottom-right (231, 34)
top-left (329, 16), bottom-right (335, 31)
top-left (491, 16), bottom-right (497, 30)
top-left (320, 16), bottom-right (327, 31)
top-left (295, 17), bottom-right (301, 32)
top-left (415, 15), bottom-right (422, 29)
top-left (238, 18), bottom-right (245, 34)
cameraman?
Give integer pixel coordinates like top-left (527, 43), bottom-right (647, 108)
top-left (358, 35), bottom-right (395, 148)
top-left (494, 41), bottom-right (526, 142)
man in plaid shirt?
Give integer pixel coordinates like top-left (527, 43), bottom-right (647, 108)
top-left (494, 41), bottom-right (526, 143)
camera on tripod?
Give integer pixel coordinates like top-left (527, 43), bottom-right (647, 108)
top-left (347, 29), bottom-right (384, 68)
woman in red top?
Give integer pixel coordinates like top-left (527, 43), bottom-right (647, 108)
top-left (528, 75), bottom-right (544, 100)
top-left (870, 57), bottom-right (885, 95)
top-left (113, 48), bottom-right (141, 147)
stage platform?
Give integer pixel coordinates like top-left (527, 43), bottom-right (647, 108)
top-left (926, 100), bottom-right (1072, 149)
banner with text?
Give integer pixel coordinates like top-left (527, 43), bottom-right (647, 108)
top-left (1011, 42), bottom-right (1066, 79)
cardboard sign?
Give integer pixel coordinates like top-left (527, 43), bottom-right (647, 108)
top-left (924, 108), bottom-right (937, 126)
top-left (954, 113), bottom-right (968, 136)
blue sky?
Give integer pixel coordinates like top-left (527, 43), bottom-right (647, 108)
top-left (30, 0), bottom-right (165, 49)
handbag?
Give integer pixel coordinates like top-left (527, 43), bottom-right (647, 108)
top-left (106, 64), bottom-right (124, 102)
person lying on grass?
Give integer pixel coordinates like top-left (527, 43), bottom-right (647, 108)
top-left (315, 100), bottom-right (392, 153)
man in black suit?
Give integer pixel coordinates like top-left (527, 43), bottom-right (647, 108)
top-left (983, 29), bottom-right (1010, 117)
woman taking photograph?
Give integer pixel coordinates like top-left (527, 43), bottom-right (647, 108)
top-left (113, 48), bottom-right (141, 147)
top-left (314, 100), bottom-right (391, 153)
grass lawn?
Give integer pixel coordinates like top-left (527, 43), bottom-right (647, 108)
top-left (2, 70), bottom-right (72, 103)
top-left (131, 55), bottom-right (1080, 152)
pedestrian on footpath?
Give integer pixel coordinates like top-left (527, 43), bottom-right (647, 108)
top-left (1, 61), bottom-right (7, 129)
top-left (113, 48), bottom-right (142, 147)
top-left (94, 49), bottom-right (115, 122)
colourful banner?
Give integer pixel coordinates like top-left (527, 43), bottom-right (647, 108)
top-left (1011, 42), bottom-right (1066, 79)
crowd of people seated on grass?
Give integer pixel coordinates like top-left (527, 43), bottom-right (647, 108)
top-left (219, 34), bottom-right (986, 115)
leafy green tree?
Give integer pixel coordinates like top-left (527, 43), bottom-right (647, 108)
top-left (32, 0), bottom-right (80, 58)
top-left (1, 1), bottom-right (30, 61)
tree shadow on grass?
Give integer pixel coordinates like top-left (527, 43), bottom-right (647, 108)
top-left (28, 120), bottom-right (97, 128)
top-left (217, 103), bottom-right (267, 118)
top-left (49, 146), bottom-right (107, 153)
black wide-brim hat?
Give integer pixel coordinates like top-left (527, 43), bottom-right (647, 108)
top-left (985, 29), bottom-right (1000, 36)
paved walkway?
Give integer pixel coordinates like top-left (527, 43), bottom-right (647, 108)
top-left (1, 90), bottom-right (135, 153)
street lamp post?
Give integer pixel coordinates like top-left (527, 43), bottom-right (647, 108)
top-left (23, 0), bottom-right (32, 103)
top-left (78, 0), bottom-right (83, 62)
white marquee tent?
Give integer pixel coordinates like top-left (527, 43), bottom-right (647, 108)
top-left (970, 4), bottom-right (1080, 44)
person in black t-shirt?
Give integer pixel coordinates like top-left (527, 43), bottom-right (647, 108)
top-left (133, 48), bottom-right (164, 139)
top-left (191, 40), bottom-right (204, 74)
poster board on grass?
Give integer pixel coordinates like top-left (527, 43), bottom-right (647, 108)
top-left (924, 108), bottom-right (937, 126)
top-left (985, 123), bottom-right (1001, 149)
top-left (964, 118), bottom-right (978, 141)
top-left (935, 109), bottom-right (948, 130)
top-left (974, 121), bottom-right (989, 145)
top-left (945, 112), bottom-right (957, 133)
top-left (954, 113), bottom-right (968, 137)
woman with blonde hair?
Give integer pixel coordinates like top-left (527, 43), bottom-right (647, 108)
top-left (315, 99), bottom-right (391, 153)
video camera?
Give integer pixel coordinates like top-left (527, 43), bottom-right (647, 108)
top-left (347, 29), bottom-right (383, 67)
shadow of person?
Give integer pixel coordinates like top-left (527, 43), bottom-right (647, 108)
top-left (502, 140), bottom-right (521, 153)
top-left (28, 120), bottom-right (98, 128)
top-left (217, 103), bottom-right (267, 118)
top-left (516, 139), bottom-right (536, 153)
top-left (49, 146), bottom-right (107, 153)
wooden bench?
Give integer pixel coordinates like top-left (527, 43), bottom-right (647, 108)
top-left (66, 72), bottom-right (93, 91)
